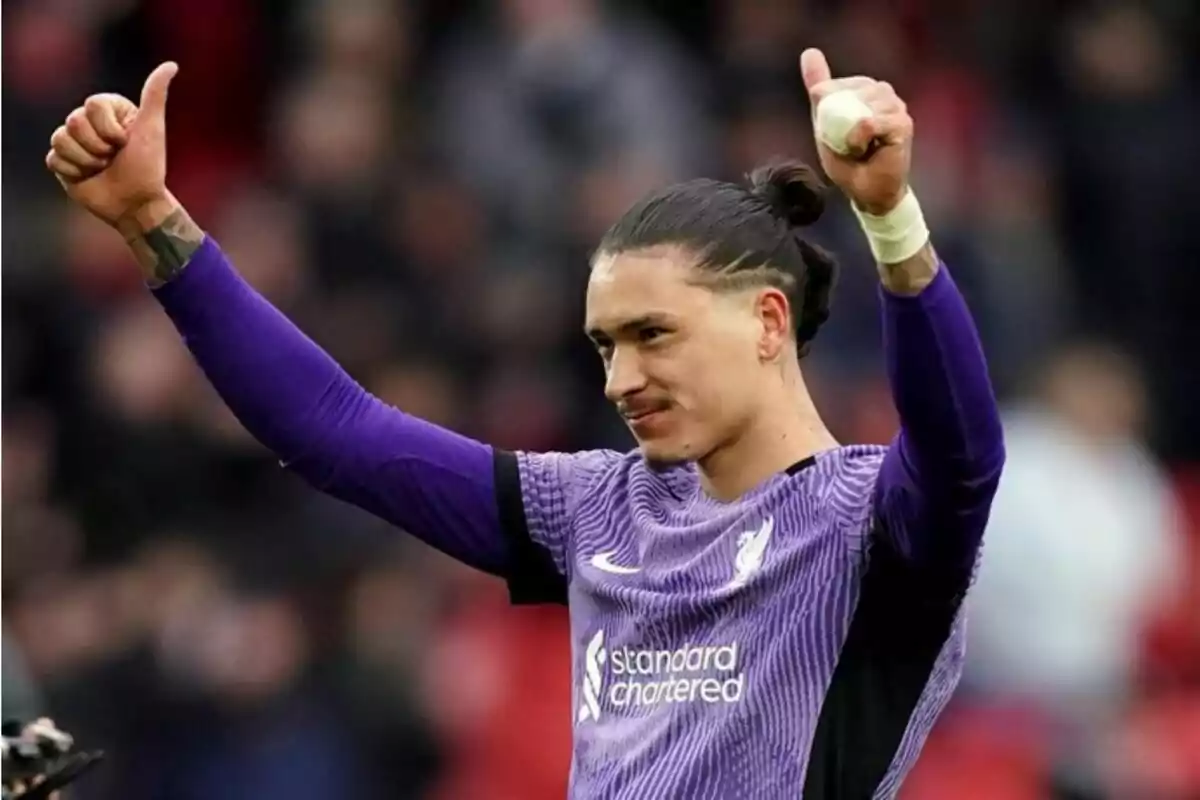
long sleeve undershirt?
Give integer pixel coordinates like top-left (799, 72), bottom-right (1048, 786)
top-left (153, 237), bottom-right (1003, 581)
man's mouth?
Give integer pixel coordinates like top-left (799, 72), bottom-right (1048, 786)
top-left (621, 402), bottom-right (673, 430)
top-left (621, 403), bottom-right (669, 422)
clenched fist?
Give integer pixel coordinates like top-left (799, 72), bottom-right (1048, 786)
top-left (800, 49), bottom-right (912, 216)
top-left (46, 62), bottom-right (178, 226)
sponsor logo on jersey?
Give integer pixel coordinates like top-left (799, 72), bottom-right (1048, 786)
top-left (579, 629), bottom-right (745, 722)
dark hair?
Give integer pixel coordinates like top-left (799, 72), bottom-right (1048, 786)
top-left (594, 158), bottom-right (837, 358)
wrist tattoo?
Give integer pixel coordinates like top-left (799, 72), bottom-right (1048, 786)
top-left (878, 243), bottom-right (939, 295)
top-left (127, 208), bottom-right (203, 287)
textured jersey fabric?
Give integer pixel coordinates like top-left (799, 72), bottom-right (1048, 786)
top-left (500, 445), bottom-right (973, 798)
top-left (155, 236), bottom-right (1004, 799)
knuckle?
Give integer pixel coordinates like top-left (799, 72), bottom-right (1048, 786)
top-left (50, 126), bottom-right (68, 147)
top-left (87, 94), bottom-right (120, 116)
top-left (66, 109), bottom-right (88, 133)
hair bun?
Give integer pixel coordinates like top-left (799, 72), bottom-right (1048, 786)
top-left (748, 159), bottom-right (826, 228)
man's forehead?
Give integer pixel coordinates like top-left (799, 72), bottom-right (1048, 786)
top-left (586, 250), bottom-right (707, 330)
top-left (590, 247), bottom-right (694, 282)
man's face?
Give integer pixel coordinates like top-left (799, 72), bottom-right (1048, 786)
top-left (585, 247), bottom-right (775, 463)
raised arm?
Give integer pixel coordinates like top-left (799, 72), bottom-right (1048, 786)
top-left (45, 63), bottom-right (514, 576)
top-left (800, 49), bottom-right (1004, 571)
top-left (137, 199), bottom-right (511, 574)
top-left (872, 245), bottom-right (1004, 570)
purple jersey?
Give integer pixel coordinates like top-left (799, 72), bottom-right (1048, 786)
top-left (154, 237), bottom-right (1003, 800)
top-left (498, 446), bottom-right (971, 799)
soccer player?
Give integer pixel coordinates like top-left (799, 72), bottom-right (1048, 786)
top-left (47, 49), bottom-right (1004, 799)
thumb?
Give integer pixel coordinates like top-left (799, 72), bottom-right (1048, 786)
top-left (138, 62), bottom-right (178, 120)
top-left (800, 48), bottom-right (832, 93)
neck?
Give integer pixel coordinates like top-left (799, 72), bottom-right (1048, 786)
top-left (697, 371), bottom-right (839, 502)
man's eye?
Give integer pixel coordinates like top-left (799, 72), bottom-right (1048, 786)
top-left (639, 327), bottom-right (668, 343)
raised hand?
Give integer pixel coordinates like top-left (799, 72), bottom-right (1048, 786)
top-left (46, 62), bottom-right (178, 226)
top-left (799, 48), bottom-right (912, 216)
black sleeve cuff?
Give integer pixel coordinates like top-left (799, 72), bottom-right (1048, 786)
top-left (493, 449), bottom-right (568, 606)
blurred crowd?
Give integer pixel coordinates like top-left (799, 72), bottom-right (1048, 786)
top-left (3, 0), bottom-right (1199, 797)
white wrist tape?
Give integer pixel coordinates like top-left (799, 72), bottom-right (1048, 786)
top-left (852, 190), bottom-right (930, 265)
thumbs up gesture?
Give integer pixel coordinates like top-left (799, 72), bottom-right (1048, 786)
top-left (799, 49), bottom-right (912, 216)
top-left (46, 62), bottom-right (178, 226)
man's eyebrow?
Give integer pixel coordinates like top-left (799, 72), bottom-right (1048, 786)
top-left (585, 313), bottom-right (676, 340)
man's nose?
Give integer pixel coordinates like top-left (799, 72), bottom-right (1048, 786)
top-left (604, 346), bottom-right (648, 404)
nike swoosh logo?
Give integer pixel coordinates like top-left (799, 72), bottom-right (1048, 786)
top-left (589, 551), bottom-right (642, 575)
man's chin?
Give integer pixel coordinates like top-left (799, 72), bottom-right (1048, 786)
top-left (637, 438), bottom-right (693, 467)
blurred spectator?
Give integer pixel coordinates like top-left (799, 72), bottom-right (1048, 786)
top-left (1052, 2), bottom-right (1200, 462)
top-left (431, 0), bottom-right (715, 242)
top-left (964, 342), bottom-right (1186, 794)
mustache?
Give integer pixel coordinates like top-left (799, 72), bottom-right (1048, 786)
top-left (617, 397), bottom-right (672, 420)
